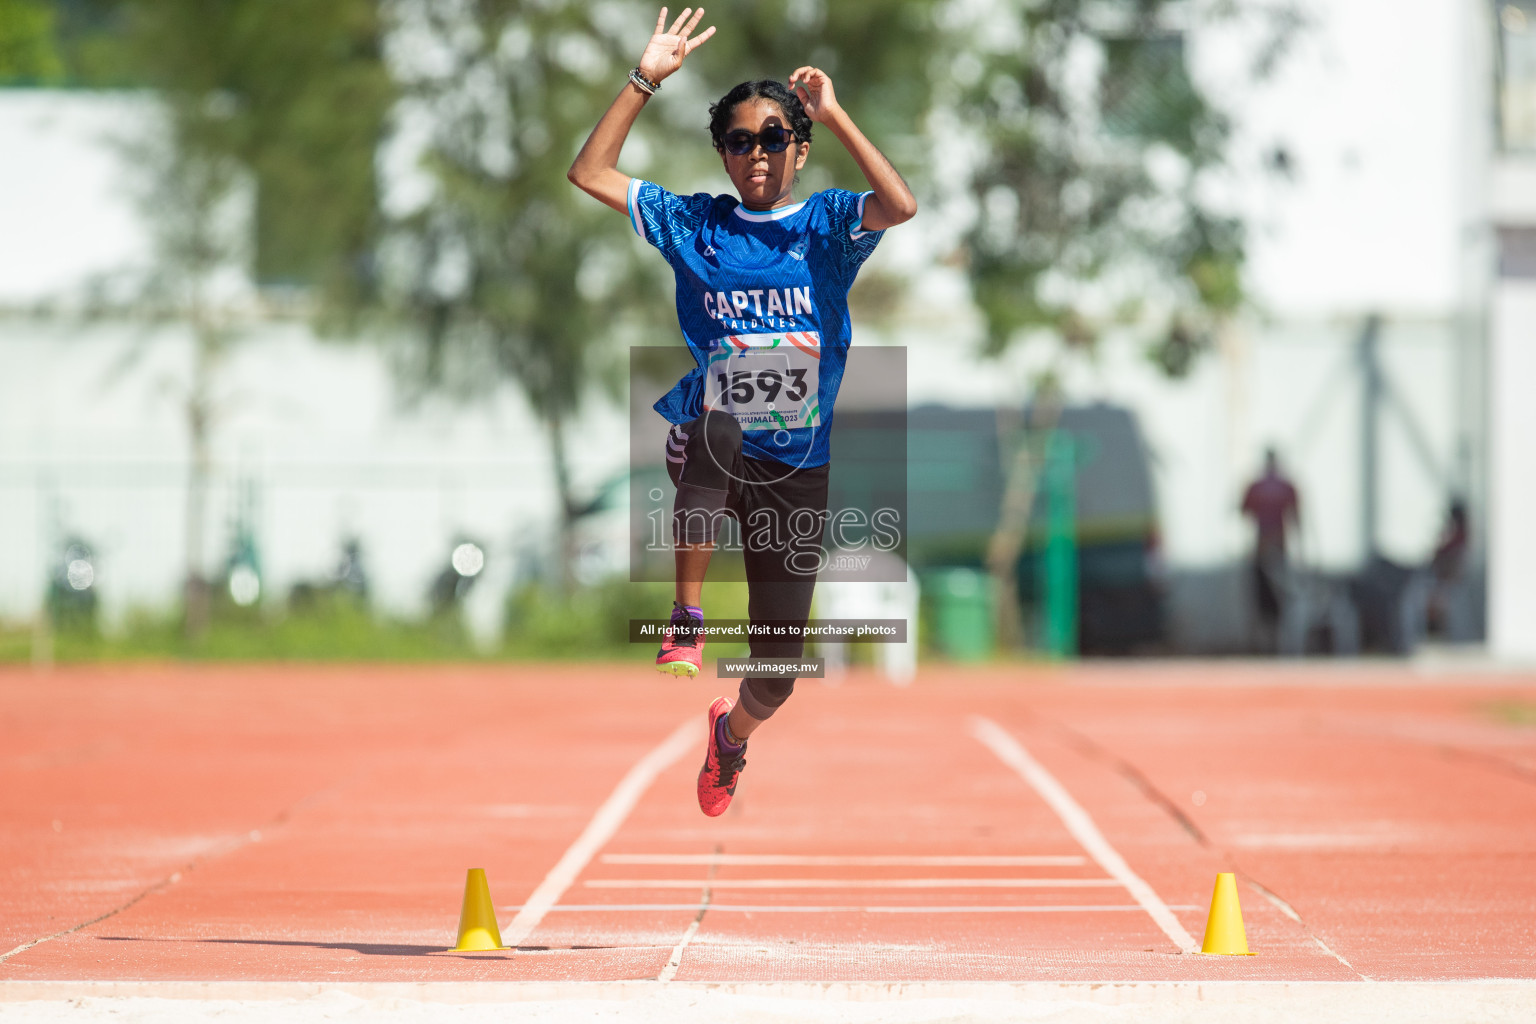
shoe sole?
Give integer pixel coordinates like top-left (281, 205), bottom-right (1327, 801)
top-left (656, 660), bottom-right (700, 678)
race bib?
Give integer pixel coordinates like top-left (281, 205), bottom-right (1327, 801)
top-left (703, 332), bottom-right (821, 431)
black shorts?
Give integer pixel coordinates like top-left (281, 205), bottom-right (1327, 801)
top-left (667, 410), bottom-right (828, 718)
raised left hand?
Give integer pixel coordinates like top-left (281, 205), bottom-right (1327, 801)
top-left (638, 7), bottom-right (716, 85)
top-left (788, 66), bottom-right (840, 122)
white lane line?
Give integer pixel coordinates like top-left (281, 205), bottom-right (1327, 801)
top-left (601, 854), bottom-right (1087, 867)
top-left (970, 716), bottom-right (1199, 954)
top-left (0, 820), bottom-right (273, 964)
top-left (656, 849), bottom-right (720, 984)
top-left (585, 878), bottom-right (1119, 889)
top-left (505, 903), bottom-right (1202, 913)
top-left (501, 719), bottom-right (695, 949)
top-left (1248, 879), bottom-right (1367, 978)
top-left (656, 912), bottom-right (704, 982)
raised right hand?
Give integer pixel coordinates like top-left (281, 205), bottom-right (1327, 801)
top-left (637, 7), bottom-right (715, 84)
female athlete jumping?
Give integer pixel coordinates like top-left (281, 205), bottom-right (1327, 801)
top-left (568, 7), bottom-right (915, 816)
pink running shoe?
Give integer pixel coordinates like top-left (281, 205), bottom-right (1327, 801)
top-left (697, 696), bottom-right (747, 817)
top-left (655, 603), bottom-right (704, 678)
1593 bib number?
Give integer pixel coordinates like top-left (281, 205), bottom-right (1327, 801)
top-left (704, 332), bottom-right (821, 431)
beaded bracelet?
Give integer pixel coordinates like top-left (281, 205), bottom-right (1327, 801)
top-left (628, 67), bottom-right (659, 95)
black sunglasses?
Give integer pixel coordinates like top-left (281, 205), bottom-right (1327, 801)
top-left (720, 126), bottom-right (797, 156)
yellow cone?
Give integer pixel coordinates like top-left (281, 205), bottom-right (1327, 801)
top-left (1199, 872), bottom-right (1254, 955)
top-left (451, 868), bottom-right (510, 952)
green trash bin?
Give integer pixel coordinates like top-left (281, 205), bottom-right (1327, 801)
top-left (931, 568), bottom-right (994, 662)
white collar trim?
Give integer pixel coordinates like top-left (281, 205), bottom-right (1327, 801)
top-left (733, 200), bottom-right (806, 222)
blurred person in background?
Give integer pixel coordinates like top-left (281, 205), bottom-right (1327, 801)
top-left (1426, 498), bottom-right (1470, 639)
top-left (1241, 447), bottom-right (1300, 653)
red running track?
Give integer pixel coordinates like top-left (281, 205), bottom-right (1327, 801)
top-left (2, 663), bottom-right (1535, 983)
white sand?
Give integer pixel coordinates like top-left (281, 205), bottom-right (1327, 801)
top-left (3, 981), bottom-right (1536, 1023)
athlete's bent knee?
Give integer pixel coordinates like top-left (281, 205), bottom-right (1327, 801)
top-left (738, 676), bottom-right (795, 720)
top-left (698, 409), bottom-right (743, 457)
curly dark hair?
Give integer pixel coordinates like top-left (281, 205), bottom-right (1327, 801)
top-left (707, 80), bottom-right (813, 152)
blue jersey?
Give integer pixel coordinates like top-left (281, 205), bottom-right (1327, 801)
top-left (628, 179), bottom-right (883, 468)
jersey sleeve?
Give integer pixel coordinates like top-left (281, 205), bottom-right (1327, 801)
top-left (627, 179), bottom-right (713, 261)
top-left (818, 188), bottom-right (885, 282)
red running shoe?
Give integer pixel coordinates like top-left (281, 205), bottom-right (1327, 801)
top-left (697, 696), bottom-right (747, 817)
top-left (655, 603), bottom-right (704, 677)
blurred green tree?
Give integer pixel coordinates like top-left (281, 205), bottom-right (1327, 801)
top-left (0, 0), bottom-right (63, 82)
top-left (379, 0), bottom-right (651, 589)
top-left (97, 0), bottom-right (394, 634)
top-left (950, 1), bottom-right (1257, 362)
top-left (117, 0), bottom-right (395, 301)
top-left (940, 0), bottom-right (1297, 649)
top-left (1, 1), bottom-right (141, 86)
